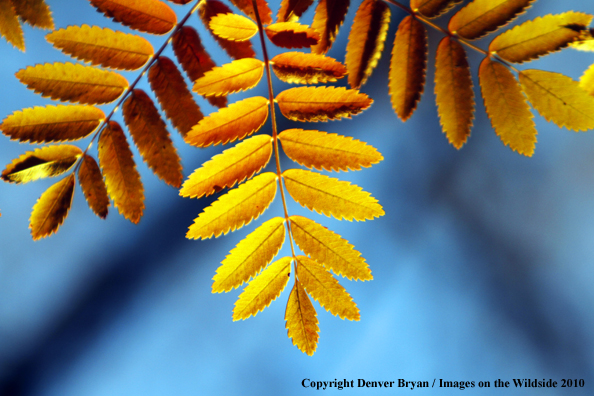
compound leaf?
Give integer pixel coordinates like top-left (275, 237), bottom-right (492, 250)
top-left (30, 174), bottom-right (75, 240)
top-left (285, 280), bottom-right (319, 356)
top-left (89, 0), bottom-right (176, 35)
top-left (311, 0), bottom-right (350, 55)
top-left (271, 52), bottom-right (346, 84)
top-left (208, 12), bottom-right (258, 41)
top-left (2, 145), bottom-right (81, 184)
top-left (265, 22), bottom-right (320, 49)
top-left (277, 0), bottom-right (314, 22)
top-left (78, 154), bottom-right (109, 219)
top-left (193, 58), bottom-right (265, 97)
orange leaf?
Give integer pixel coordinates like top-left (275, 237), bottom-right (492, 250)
top-left (411, 0), bottom-right (462, 19)
top-left (311, 0), bottom-right (350, 55)
top-left (89, 0), bottom-right (176, 35)
top-left (229, 0), bottom-right (272, 25)
top-left (265, 22), bottom-right (320, 49)
top-left (285, 280), bottom-right (319, 356)
top-left (78, 154), bottom-right (109, 219)
top-left (12, 0), bottom-right (53, 29)
top-left (193, 58), bottom-right (265, 97)
top-left (30, 174), bottom-right (75, 240)
top-left (209, 13), bottom-right (258, 41)
top-left (277, 0), bottom-right (314, 22)
top-left (2, 145), bottom-right (81, 184)
top-left (0, 0), bottom-right (24, 50)
top-left (271, 52), bottom-right (346, 84)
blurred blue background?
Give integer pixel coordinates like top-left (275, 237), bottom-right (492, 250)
top-left (1, 0), bottom-right (594, 395)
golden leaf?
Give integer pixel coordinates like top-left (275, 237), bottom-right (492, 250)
top-left (579, 63), bottom-right (594, 95)
top-left (277, 0), bottom-right (314, 22)
top-left (30, 174), bottom-right (75, 240)
top-left (285, 280), bottom-right (319, 356)
top-left (489, 12), bottom-right (593, 63)
top-left (0, 104), bottom-right (104, 143)
top-left (282, 169), bottom-right (384, 221)
top-left (2, 145), bottom-right (81, 184)
top-left (389, 15), bottom-right (428, 121)
top-left (233, 256), bottom-right (291, 320)
top-left (265, 22), bottom-right (320, 49)
top-left (290, 215), bottom-right (372, 281)
top-left (345, 0), bottom-right (391, 89)
top-left (571, 28), bottom-right (594, 52)
top-left (209, 13), bottom-right (257, 41)
top-left (184, 96), bottom-right (269, 147)
top-left (213, 217), bottom-right (285, 293)
top-left (229, 0), bottom-right (272, 25)
top-left (479, 57), bottom-right (536, 156)
top-left (311, 0), bottom-right (350, 55)
top-left (98, 121), bottom-right (144, 223)
top-left (78, 154), bottom-right (109, 219)
top-left (448, 0), bottom-right (534, 40)
top-left (46, 25), bottom-right (154, 71)
top-left (276, 86), bottom-right (372, 122)
top-left (13, 0), bottom-right (53, 29)
top-left (278, 129), bottom-right (382, 171)
top-left (411, 0), bottom-right (462, 19)
top-left (89, 0), bottom-right (176, 35)
top-left (186, 172), bottom-right (277, 240)
top-left (122, 89), bottom-right (183, 188)
top-left (16, 62), bottom-right (128, 105)
top-left (193, 58), bottom-right (265, 97)
top-left (0, 0), bottom-right (24, 50)
top-left (180, 134), bottom-right (273, 198)
top-left (270, 52), bottom-right (346, 84)
top-left (520, 70), bottom-right (594, 131)
top-left (148, 56), bottom-right (203, 137)
top-left (434, 37), bottom-right (474, 149)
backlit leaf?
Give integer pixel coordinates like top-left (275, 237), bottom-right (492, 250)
top-left (479, 57), bottom-right (536, 156)
top-left (411, 0), bottom-right (462, 19)
top-left (311, 0), bottom-right (350, 55)
top-left (16, 62), bottom-right (128, 105)
top-left (30, 174), bottom-right (75, 240)
top-left (12, 0), bottom-right (53, 29)
top-left (346, 0), bottom-right (391, 89)
top-left (2, 145), bottom-right (81, 184)
top-left (89, 0), bottom-right (176, 34)
top-left (282, 169), bottom-right (384, 221)
top-left (78, 154), bottom-right (109, 219)
top-left (265, 22), bottom-right (320, 48)
top-left (209, 13), bottom-right (257, 41)
top-left (180, 134), bottom-right (273, 198)
top-left (579, 63), bottom-right (594, 95)
top-left (285, 280), bottom-right (319, 356)
top-left (229, 0), bottom-right (272, 25)
top-left (571, 28), bottom-right (594, 52)
top-left (186, 172), bottom-right (277, 240)
top-left (271, 52), bottom-right (346, 84)
top-left (277, 0), bottom-right (314, 22)
top-left (0, 0), bottom-right (24, 50)
top-left (193, 58), bottom-right (265, 97)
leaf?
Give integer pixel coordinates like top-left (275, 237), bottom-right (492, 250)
top-left (98, 121), bottom-right (144, 223)
top-left (180, 134), bottom-right (273, 198)
top-left (571, 28), bottom-right (594, 52)
top-left (12, 0), bottom-right (53, 29)
top-left (389, 15), bottom-right (428, 121)
top-left (410, 0), bottom-right (462, 19)
top-left (579, 63), bottom-right (594, 95)
top-left (489, 12), bottom-right (593, 63)
top-left (519, 69), bottom-right (594, 131)
top-left (296, 256), bottom-right (359, 320)
top-left (270, 52), bottom-right (346, 84)
top-left (209, 13), bottom-right (258, 41)
top-left (276, 86), bottom-right (372, 122)
top-left (282, 169), bottom-right (384, 221)
top-left (233, 256), bottom-right (292, 320)
top-left (89, 0), bottom-right (177, 35)
top-left (290, 216), bottom-right (371, 281)
top-left (184, 96), bottom-right (269, 147)
top-left (30, 174), bottom-right (75, 240)
top-left (479, 57), bottom-right (536, 156)
top-left (122, 89), bottom-right (183, 188)
top-left (148, 56), bottom-right (203, 137)
top-left (78, 154), bottom-right (109, 219)
top-left (2, 145), bottom-right (82, 184)
top-left (0, 104), bottom-right (105, 143)
top-left (434, 37), bottom-right (474, 149)
top-left (186, 172), bottom-right (277, 240)
top-left (345, 0), bottom-right (391, 89)
top-left (193, 58), bottom-right (265, 97)
top-left (311, 0), bottom-right (350, 55)
top-left (278, 129), bottom-right (382, 171)
top-left (265, 22), bottom-right (320, 49)
top-left (16, 62), bottom-right (128, 105)
top-left (277, 0), bottom-right (314, 22)
top-left (229, 0), bottom-right (272, 25)
top-left (448, 0), bottom-right (534, 40)
top-left (46, 25), bottom-right (154, 71)
top-left (166, 0), bottom-right (193, 3)
top-left (0, 0), bottom-right (24, 50)
top-left (285, 280), bottom-right (319, 356)
top-left (213, 217), bottom-right (286, 293)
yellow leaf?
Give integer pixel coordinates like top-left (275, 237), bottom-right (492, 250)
top-left (448, 0), bottom-right (534, 40)
top-left (46, 25), bottom-right (153, 71)
top-left (579, 63), bottom-right (594, 95)
top-left (180, 134), bottom-right (273, 198)
top-left (276, 86), bottom-right (372, 122)
top-left (30, 174), bottom-right (75, 240)
top-left (193, 58), bottom-right (265, 97)
top-left (265, 22), bottom-right (320, 49)
top-left (277, 0), bottom-right (314, 22)
top-left (0, 104), bottom-right (104, 143)
top-left (285, 280), bottom-right (319, 356)
top-left (389, 15), bottom-right (427, 121)
top-left (12, 0), bottom-right (53, 29)
top-left (0, 0), bottom-right (24, 50)
top-left (209, 13), bottom-right (257, 41)
top-left (278, 129), bottom-right (382, 171)
top-left (479, 57), bottom-right (536, 156)
top-left (2, 145), bottom-right (81, 184)
top-left (16, 62), bottom-right (128, 105)
top-left (270, 52), bottom-right (346, 84)
top-left (296, 256), bottom-right (359, 320)
top-left (98, 121), bottom-right (144, 223)
top-left (571, 28), bottom-right (594, 52)
top-left (520, 70), bottom-right (594, 131)
top-left (290, 215), bottom-right (372, 281)
top-left (78, 154), bottom-right (109, 219)
top-left (489, 12), bottom-right (593, 63)
top-left (434, 37), bottom-right (474, 149)
top-left (282, 168), bottom-right (384, 221)
top-left (229, 0), bottom-right (272, 25)
top-left (311, 0), bottom-right (350, 55)
top-left (345, 0), bottom-right (391, 89)
top-left (186, 172), bottom-right (277, 240)
top-left (411, 0), bottom-right (462, 19)
top-left (213, 217), bottom-right (286, 293)
top-left (184, 96), bottom-right (269, 147)
top-left (233, 256), bottom-right (292, 320)
top-left (122, 89), bottom-right (183, 188)
top-left (89, 0), bottom-right (177, 35)
top-left (148, 56), bottom-right (203, 137)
